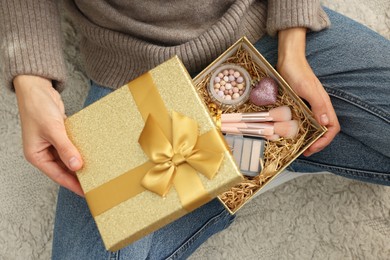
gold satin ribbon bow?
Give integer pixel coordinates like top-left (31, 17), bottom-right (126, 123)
top-left (85, 71), bottom-right (227, 217)
top-left (208, 103), bottom-right (222, 129)
top-left (139, 111), bottom-right (224, 207)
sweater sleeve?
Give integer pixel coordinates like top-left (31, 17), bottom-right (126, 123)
top-left (0, 0), bottom-right (67, 92)
top-left (266, 0), bottom-right (330, 37)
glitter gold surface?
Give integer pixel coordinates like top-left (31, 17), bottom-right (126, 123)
top-left (65, 56), bottom-right (243, 251)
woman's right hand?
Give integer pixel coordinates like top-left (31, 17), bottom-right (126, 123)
top-left (14, 75), bottom-right (84, 196)
top-left (277, 28), bottom-right (340, 157)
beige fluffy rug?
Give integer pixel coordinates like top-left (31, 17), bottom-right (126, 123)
top-left (0, 1), bottom-right (389, 259)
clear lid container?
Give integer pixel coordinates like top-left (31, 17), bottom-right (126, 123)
top-left (208, 64), bottom-right (251, 108)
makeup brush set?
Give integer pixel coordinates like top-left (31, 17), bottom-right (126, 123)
top-left (221, 106), bottom-right (299, 140)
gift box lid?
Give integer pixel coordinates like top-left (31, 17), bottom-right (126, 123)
top-left (65, 56), bottom-right (243, 251)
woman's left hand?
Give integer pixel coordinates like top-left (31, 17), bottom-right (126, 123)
top-left (277, 28), bottom-right (340, 156)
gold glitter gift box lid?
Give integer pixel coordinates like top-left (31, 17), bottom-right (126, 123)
top-left (64, 56), bottom-right (243, 251)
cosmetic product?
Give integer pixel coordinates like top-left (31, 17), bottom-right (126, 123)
top-left (221, 120), bottom-right (299, 139)
top-left (221, 106), bottom-right (292, 123)
top-left (263, 134), bottom-right (280, 141)
top-left (208, 64), bottom-right (251, 107)
top-left (224, 134), bottom-right (265, 177)
top-left (250, 76), bottom-right (279, 106)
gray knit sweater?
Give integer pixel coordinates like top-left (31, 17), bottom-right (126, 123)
top-left (0, 0), bottom-right (330, 91)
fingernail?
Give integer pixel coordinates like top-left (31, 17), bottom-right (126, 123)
top-left (69, 157), bottom-right (80, 170)
top-left (320, 114), bottom-right (329, 125)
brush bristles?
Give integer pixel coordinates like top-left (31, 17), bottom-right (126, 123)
top-left (269, 106), bottom-right (292, 121)
top-left (263, 134), bottom-right (280, 141)
top-left (273, 120), bottom-right (299, 139)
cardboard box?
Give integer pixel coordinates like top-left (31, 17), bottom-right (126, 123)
top-left (193, 37), bottom-right (327, 213)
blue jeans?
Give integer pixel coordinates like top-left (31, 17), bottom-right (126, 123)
top-left (52, 8), bottom-right (390, 260)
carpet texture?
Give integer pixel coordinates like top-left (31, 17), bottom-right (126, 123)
top-left (0, 1), bottom-right (389, 259)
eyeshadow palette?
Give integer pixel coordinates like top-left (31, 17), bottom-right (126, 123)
top-left (224, 134), bottom-right (265, 177)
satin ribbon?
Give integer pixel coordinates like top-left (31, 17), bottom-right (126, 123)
top-left (139, 111), bottom-right (225, 207)
top-left (85, 72), bottom-right (227, 217)
top-left (208, 103), bottom-right (222, 129)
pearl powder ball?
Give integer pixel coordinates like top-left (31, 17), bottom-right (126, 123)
top-left (210, 65), bottom-right (250, 105)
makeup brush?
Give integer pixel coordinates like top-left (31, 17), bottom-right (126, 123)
top-left (221, 120), bottom-right (299, 139)
top-left (222, 123), bottom-right (274, 136)
top-left (221, 106), bottom-right (292, 123)
top-left (225, 133), bottom-right (280, 141)
top-left (262, 134), bottom-right (280, 141)
top-left (272, 120), bottom-right (299, 138)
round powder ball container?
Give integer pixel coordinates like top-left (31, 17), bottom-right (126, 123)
top-left (208, 64), bottom-right (251, 107)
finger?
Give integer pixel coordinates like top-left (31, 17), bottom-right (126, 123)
top-left (46, 125), bottom-right (83, 172)
top-left (49, 146), bottom-right (77, 176)
top-left (303, 124), bottom-right (339, 156)
top-left (309, 85), bottom-right (332, 127)
top-left (42, 161), bottom-right (84, 196)
top-left (303, 133), bottom-right (331, 156)
top-left (32, 149), bottom-right (84, 196)
top-left (308, 100), bottom-right (340, 155)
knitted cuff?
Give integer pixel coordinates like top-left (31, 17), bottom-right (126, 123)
top-left (266, 0), bottom-right (330, 37)
top-left (0, 0), bottom-right (67, 92)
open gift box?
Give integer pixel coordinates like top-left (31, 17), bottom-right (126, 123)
top-left (64, 37), bottom-right (326, 250)
top-left (193, 37), bottom-right (327, 214)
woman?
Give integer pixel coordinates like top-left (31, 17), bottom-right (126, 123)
top-left (1, 1), bottom-right (389, 259)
